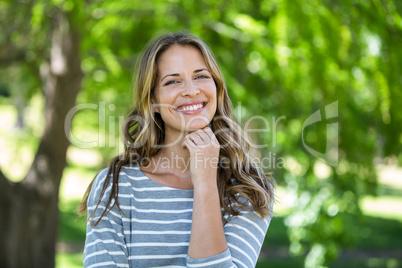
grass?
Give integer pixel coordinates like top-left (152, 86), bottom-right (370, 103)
top-left (256, 257), bottom-right (305, 268)
top-left (256, 258), bottom-right (402, 268)
top-left (57, 199), bottom-right (86, 268)
top-left (329, 258), bottom-right (402, 268)
top-left (56, 253), bottom-right (83, 268)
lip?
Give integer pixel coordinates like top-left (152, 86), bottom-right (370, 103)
top-left (175, 101), bottom-right (207, 115)
top-left (176, 101), bottom-right (205, 109)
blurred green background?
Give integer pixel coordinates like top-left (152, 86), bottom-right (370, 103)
top-left (0, 0), bottom-right (401, 267)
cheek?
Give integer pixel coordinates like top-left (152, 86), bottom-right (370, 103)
top-left (209, 85), bottom-right (218, 106)
top-left (157, 90), bottom-right (176, 104)
top-left (208, 90), bottom-right (218, 114)
top-left (205, 82), bottom-right (217, 97)
top-left (153, 95), bottom-right (169, 113)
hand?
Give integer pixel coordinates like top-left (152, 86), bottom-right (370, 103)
top-left (182, 127), bottom-right (220, 187)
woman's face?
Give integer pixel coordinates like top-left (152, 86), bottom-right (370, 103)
top-left (153, 44), bottom-right (217, 135)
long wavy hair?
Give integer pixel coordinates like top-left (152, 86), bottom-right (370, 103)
top-left (78, 32), bottom-right (275, 225)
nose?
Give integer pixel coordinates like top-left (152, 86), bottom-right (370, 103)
top-left (182, 80), bottom-right (200, 97)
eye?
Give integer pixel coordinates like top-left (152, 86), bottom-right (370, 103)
top-left (195, 74), bottom-right (210, 79)
top-left (164, 80), bottom-right (179, 86)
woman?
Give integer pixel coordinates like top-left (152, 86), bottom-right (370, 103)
top-left (79, 32), bottom-right (275, 267)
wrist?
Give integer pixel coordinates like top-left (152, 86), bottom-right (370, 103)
top-left (192, 173), bottom-right (217, 188)
top-left (192, 181), bottom-right (220, 207)
top-left (193, 179), bottom-right (218, 192)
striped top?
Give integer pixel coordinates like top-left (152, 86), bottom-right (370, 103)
top-left (83, 166), bottom-right (272, 268)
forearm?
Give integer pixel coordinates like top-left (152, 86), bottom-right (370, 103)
top-left (188, 181), bottom-right (227, 259)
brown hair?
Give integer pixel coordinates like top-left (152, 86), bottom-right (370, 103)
top-left (78, 32), bottom-right (275, 225)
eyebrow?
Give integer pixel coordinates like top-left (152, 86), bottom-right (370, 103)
top-left (194, 68), bottom-right (209, 73)
top-left (160, 68), bottom-right (210, 83)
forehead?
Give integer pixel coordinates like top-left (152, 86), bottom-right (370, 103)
top-left (157, 44), bottom-right (207, 73)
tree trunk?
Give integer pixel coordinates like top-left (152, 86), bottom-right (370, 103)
top-left (0, 10), bottom-right (82, 268)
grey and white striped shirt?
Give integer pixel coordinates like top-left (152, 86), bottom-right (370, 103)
top-left (84, 166), bottom-right (272, 267)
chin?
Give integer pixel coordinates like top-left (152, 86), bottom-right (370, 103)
top-left (185, 121), bottom-right (210, 132)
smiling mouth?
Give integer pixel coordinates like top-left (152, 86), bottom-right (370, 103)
top-left (175, 102), bottom-right (207, 112)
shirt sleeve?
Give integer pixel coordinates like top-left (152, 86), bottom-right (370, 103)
top-left (83, 169), bottom-right (129, 268)
top-left (186, 199), bottom-right (273, 268)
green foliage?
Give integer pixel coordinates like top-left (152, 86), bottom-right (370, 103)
top-left (58, 199), bottom-right (87, 242)
top-left (1, 0), bottom-right (401, 267)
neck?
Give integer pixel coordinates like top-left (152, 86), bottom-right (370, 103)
top-left (155, 128), bottom-right (192, 174)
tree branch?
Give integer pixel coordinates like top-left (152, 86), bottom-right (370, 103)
top-left (0, 169), bottom-right (10, 185)
top-left (0, 168), bottom-right (13, 202)
top-left (0, 52), bottom-right (26, 66)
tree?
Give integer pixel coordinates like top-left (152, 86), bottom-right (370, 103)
top-left (0, 1), bottom-right (83, 267)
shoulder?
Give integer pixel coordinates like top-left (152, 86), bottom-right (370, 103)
top-left (87, 167), bottom-right (111, 205)
top-left (119, 164), bottom-right (145, 179)
top-left (88, 165), bottom-right (147, 201)
top-left (91, 165), bottom-right (144, 188)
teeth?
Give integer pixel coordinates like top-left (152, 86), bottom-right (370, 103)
top-left (177, 103), bottom-right (204, 112)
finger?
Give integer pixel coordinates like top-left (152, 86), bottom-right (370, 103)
top-left (202, 127), bottom-right (214, 140)
top-left (187, 134), bottom-right (203, 147)
top-left (182, 138), bottom-right (195, 150)
top-left (187, 134), bottom-right (200, 145)
top-left (203, 127), bottom-right (220, 148)
top-left (193, 130), bottom-right (210, 143)
top-left (193, 132), bottom-right (205, 142)
top-left (187, 129), bottom-right (207, 144)
top-left (189, 133), bottom-right (210, 149)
